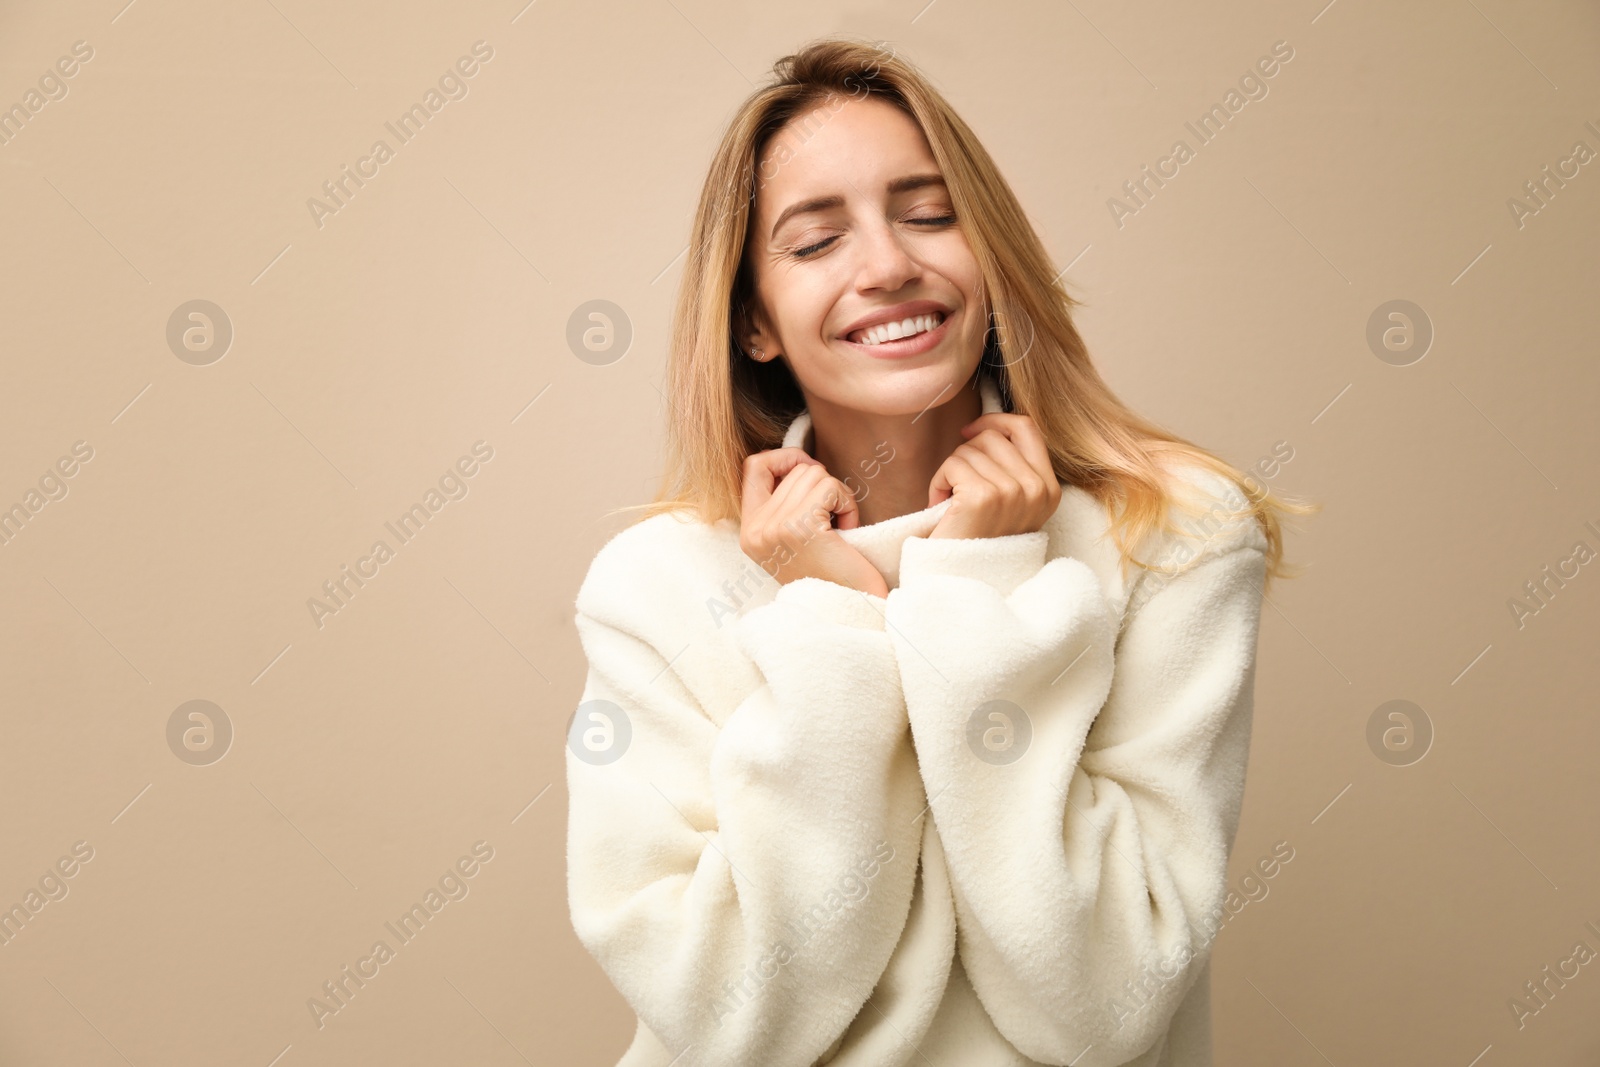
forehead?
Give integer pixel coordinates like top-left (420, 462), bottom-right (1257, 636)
top-left (752, 96), bottom-right (940, 225)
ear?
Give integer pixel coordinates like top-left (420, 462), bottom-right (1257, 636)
top-left (741, 302), bottom-right (779, 359)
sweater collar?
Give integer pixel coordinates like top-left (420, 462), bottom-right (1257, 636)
top-left (779, 376), bottom-right (1004, 590)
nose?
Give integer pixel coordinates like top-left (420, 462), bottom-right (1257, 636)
top-left (852, 215), bottom-right (921, 293)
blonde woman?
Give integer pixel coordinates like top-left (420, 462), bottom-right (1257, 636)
top-left (565, 36), bottom-right (1314, 1067)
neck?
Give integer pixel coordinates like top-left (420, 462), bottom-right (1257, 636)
top-left (808, 378), bottom-right (985, 527)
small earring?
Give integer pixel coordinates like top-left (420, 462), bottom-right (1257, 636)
top-left (751, 347), bottom-right (765, 361)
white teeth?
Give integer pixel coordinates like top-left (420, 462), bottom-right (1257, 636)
top-left (853, 313), bottom-right (943, 346)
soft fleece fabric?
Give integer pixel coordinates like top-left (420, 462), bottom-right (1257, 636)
top-left (567, 376), bottom-right (1269, 1067)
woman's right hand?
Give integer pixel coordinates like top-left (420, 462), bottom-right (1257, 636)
top-left (740, 448), bottom-right (890, 598)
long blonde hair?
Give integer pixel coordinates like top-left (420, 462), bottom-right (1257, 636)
top-left (617, 36), bottom-right (1317, 587)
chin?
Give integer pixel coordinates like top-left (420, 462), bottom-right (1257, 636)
top-left (860, 365), bottom-right (980, 415)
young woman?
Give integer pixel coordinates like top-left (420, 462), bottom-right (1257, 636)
top-left (565, 37), bottom-right (1314, 1067)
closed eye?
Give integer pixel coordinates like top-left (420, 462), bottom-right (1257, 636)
top-left (791, 214), bottom-right (959, 260)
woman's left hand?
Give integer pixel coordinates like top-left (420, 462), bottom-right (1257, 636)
top-left (927, 412), bottom-right (1061, 540)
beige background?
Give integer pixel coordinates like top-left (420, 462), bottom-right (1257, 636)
top-left (1, 0), bottom-right (1597, 1063)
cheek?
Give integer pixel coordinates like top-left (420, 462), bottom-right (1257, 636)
top-left (928, 243), bottom-right (982, 311)
top-left (779, 277), bottom-right (845, 345)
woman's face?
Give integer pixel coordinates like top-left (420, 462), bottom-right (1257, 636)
top-left (743, 95), bottom-right (988, 418)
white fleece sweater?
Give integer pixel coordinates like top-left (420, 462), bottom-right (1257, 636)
top-left (566, 377), bottom-right (1269, 1067)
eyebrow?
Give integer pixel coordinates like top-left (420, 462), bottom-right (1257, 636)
top-left (768, 173), bottom-right (947, 240)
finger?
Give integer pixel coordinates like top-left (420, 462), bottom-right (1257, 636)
top-left (825, 475), bottom-right (863, 530)
top-left (742, 447), bottom-right (820, 518)
top-left (770, 460), bottom-right (828, 533)
top-left (751, 459), bottom-right (814, 554)
top-left (959, 428), bottom-right (1042, 490)
top-left (789, 466), bottom-right (855, 534)
top-left (961, 414), bottom-right (1053, 481)
top-left (929, 452), bottom-right (978, 507)
top-left (952, 438), bottom-right (1024, 497)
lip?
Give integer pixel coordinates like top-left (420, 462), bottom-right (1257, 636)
top-left (838, 300), bottom-right (952, 341)
top-left (838, 301), bottom-right (954, 360)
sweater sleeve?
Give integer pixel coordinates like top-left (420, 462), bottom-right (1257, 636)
top-left (883, 519), bottom-right (1267, 1067)
top-left (566, 546), bottom-right (927, 1067)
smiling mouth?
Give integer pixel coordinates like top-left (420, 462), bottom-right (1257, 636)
top-left (845, 311), bottom-right (947, 347)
